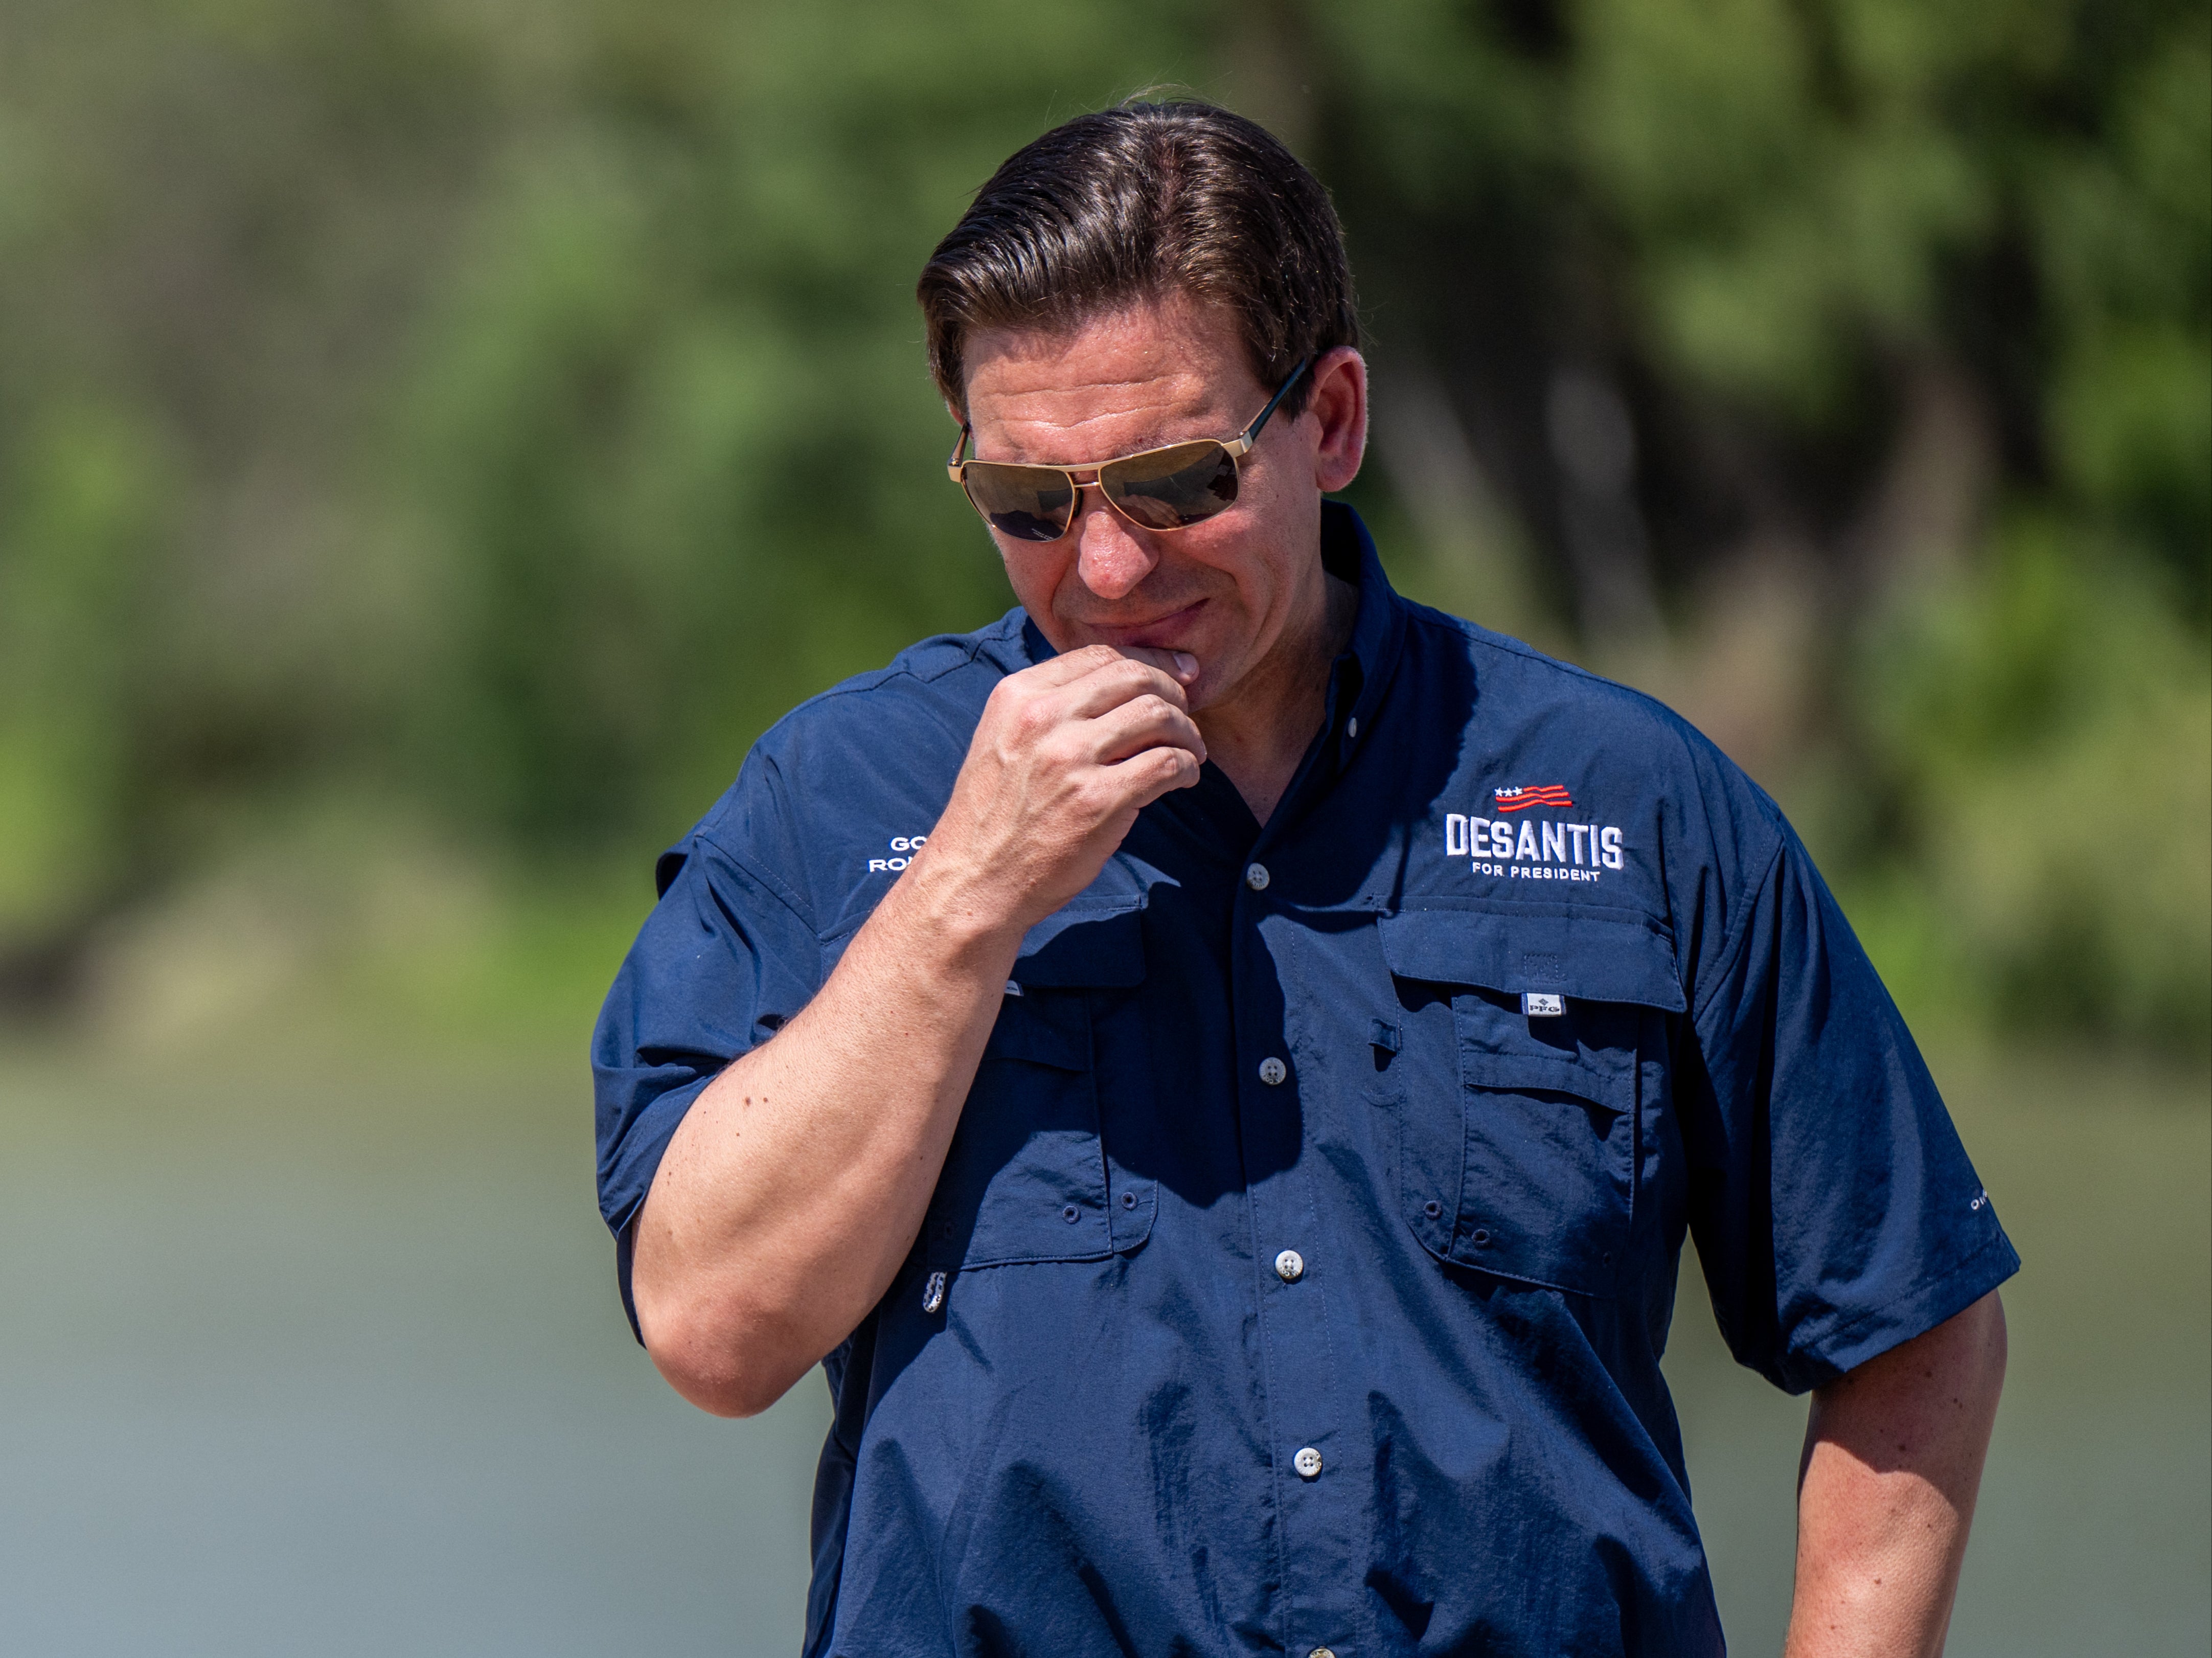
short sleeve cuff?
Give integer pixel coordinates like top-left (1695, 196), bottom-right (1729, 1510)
top-left (1779, 1225), bottom-right (2022, 1394)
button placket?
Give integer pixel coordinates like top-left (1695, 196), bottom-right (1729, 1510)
top-left (1236, 882), bottom-right (1355, 1648)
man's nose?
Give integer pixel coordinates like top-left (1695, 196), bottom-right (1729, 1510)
top-left (1071, 491), bottom-right (1158, 600)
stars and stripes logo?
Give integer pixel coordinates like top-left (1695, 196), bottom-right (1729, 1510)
top-left (1492, 784), bottom-right (1574, 813)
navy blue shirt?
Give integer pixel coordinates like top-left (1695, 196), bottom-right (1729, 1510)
top-left (595, 503), bottom-right (2017, 1657)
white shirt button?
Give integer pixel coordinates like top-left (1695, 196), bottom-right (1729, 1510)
top-left (1274, 1248), bottom-right (1305, 1283)
top-left (1244, 861), bottom-right (1270, 891)
top-left (1293, 1445), bottom-right (1322, 1479)
top-left (1258, 1056), bottom-right (1287, 1086)
top-left (1311, 1648), bottom-right (1338, 1658)
top-left (1346, 716), bottom-right (1359, 738)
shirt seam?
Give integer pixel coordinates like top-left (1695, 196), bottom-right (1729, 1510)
top-left (1403, 602), bottom-right (1652, 696)
top-left (787, 617), bottom-right (1015, 711)
top-left (1689, 830), bottom-right (1789, 1027)
top-left (690, 824), bottom-right (819, 936)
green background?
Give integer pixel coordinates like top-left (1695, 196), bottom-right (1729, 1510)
top-left (0, 1), bottom-right (2204, 1651)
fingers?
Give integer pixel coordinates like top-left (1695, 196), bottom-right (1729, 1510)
top-left (1104, 740), bottom-right (1204, 807)
top-left (987, 646), bottom-right (1200, 759)
top-left (1051, 656), bottom-right (1193, 725)
top-left (934, 643), bottom-right (1208, 928)
top-left (1009, 642), bottom-right (1197, 699)
top-left (1083, 689), bottom-right (1206, 768)
top-left (1009, 642), bottom-right (1130, 690)
top-left (1108, 644), bottom-right (1200, 686)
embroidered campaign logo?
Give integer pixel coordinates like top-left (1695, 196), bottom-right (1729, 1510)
top-left (1442, 786), bottom-right (1622, 884)
top-left (1492, 784), bottom-right (1574, 813)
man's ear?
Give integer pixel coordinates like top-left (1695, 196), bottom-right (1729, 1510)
top-left (1306, 348), bottom-right (1367, 494)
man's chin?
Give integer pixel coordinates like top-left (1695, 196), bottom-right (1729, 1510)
top-left (1178, 649), bottom-right (1260, 720)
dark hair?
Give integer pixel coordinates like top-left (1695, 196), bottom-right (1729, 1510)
top-left (917, 100), bottom-right (1359, 419)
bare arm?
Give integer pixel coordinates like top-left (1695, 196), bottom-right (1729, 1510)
top-left (1784, 1290), bottom-right (2008, 1657)
top-left (630, 645), bottom-right (1204, 1418)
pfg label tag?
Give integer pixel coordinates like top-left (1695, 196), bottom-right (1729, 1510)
top-left (1522, 992), bottom-right (1565, 1018)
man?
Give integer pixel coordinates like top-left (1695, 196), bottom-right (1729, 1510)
top-left (595, 102), bottom-right (2014, 1657)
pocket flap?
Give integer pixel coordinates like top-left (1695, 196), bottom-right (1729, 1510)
top-left (1379, 903), bottom-right (1685, 1012)
top-left (1013, 903), bottom-right (1145, 990)
top-left (984, 993), bottom-right (1089, 1070)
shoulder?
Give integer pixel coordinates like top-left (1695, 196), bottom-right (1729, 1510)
top-left (705, 609), bottom-right (1024, 812)
top-left (674, 608), bottom-right (1030, 927)
top-left (760, 609), bottom-right (1024, 758)
top-left (1404, 601), bottom-right (1727, 759)
top-left (1387, 598), bottom-right (1789, 964)
top-left (1411, 601), bottom-right (1772, 800)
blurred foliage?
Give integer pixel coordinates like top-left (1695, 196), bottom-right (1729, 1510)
top-left (1855, 520), bottom-right (2209, 1048)
top-left (0, 0), bottom-right (2204, 1056)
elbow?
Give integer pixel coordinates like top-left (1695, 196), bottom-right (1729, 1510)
top-left (661, 1358), bottom-right (788, 1421)
top-left (627, 1200), bottom-right (822, 1418)
top-left (635, 1284), bottom-right (805, 1419)
top-left (642, 1310), bottom-right (792, 1418)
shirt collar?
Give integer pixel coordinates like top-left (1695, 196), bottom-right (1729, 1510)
top-left (1320, 498), bottom-right (1403, 748)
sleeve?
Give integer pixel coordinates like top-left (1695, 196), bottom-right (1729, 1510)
top-left (1680, 822), bottom-right (2020, 1395)
top-left (591, 809), bottom-right (823, 1341)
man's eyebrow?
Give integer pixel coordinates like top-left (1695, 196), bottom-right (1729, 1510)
top-left (990, 396), bottom-right (1219, 461)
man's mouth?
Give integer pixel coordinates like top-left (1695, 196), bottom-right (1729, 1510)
top-left (1081, 599), bottom-right (1207, 649)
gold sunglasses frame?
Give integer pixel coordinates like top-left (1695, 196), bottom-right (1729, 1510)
top-left (944, 358), bottom-right (1310, 541)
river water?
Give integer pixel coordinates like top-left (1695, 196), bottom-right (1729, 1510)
top-left (0, 1048), bottom-right (2202, 1654)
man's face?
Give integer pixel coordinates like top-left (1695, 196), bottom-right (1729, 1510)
top-left (959, 296), bottom-right (1361, 714)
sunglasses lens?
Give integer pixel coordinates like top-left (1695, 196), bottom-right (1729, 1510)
top-left (961, 464), bottom-right (1077, 541)
top-left (1100, 441), bottom-right (1239, 530)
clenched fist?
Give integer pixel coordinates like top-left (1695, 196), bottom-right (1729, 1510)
top-left (904, 645), bottom-right (1207, 936)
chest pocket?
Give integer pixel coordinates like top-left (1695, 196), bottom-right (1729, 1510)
top-left (922, 902), bottom-right (1158, 1273)
top-left (1378, 903), bottom-right (1684, 1298)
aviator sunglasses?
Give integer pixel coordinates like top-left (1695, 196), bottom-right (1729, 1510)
top-left (946, 359), bottom-right (1309, 542)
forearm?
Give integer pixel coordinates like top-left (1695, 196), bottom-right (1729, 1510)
top-left (1784, 1291), bottom-right (2007, 1657)
top-left (626, 645), bottom-right (1203, 1417)
top-left (631, 853), bottom-right (1022, 1416)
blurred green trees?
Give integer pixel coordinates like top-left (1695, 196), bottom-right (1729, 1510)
top-left (0, 0), bottom-right (2204, 1054)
